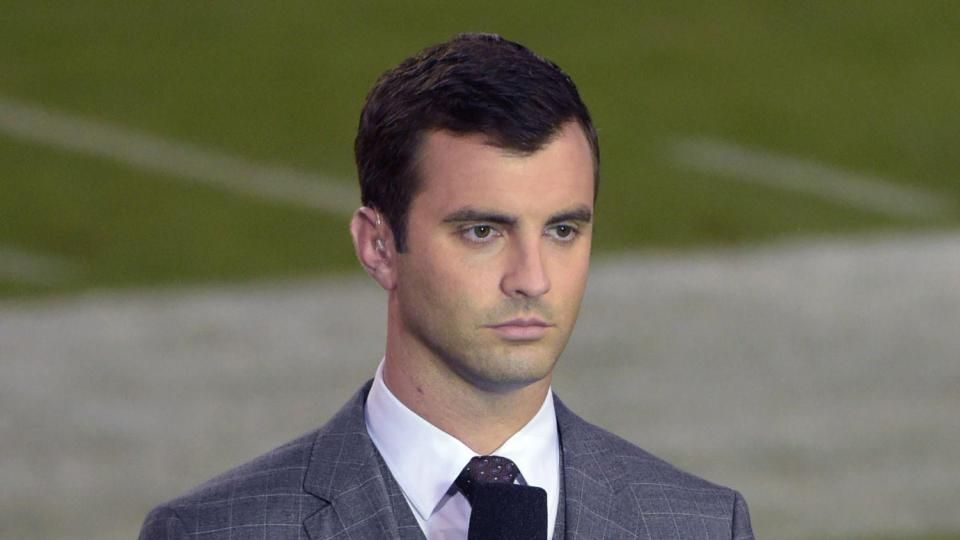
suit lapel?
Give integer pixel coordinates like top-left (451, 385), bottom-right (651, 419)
top-left (555, 396), bottom-right (619, 540)
top-left (551, 454), bottom-right (567, 540)
top-left (375, 451), bottom-right (427, 540)
top-left (302, 382), bottom-right (424, 540)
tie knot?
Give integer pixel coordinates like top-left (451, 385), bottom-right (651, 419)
top-left (455, 455), bottom-right (520, 500)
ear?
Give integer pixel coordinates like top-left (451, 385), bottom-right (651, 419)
top-left (349, 206), bottom-right (397, 290)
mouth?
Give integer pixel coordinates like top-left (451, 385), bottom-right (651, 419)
top-left (485, 318), bottom-right (555, 341)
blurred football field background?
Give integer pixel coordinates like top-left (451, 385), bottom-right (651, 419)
top-left (3, 1), bottom-right (958, 297)
top-left (1, 2), bottom-right (958, 539)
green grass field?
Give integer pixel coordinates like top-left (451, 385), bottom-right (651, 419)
top-left (2, 2), bottom-right (958, 298)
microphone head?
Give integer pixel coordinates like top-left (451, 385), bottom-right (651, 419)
top-left (467, 483), bottom-right (547, 540)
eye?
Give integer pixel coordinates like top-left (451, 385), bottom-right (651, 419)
top-left (461, 224), bottom-right (500, 243)
top-left (546, 224), bottom-right (578, 241)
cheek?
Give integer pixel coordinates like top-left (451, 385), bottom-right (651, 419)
top-left (549, 243), bottom-right (590, 280)
top-left (400, 250), bottom-right (484, 317)
top-left (548, 250), bottom-right (591, 310)
top-left (570, 256), bottom-right (591, 290)
top-left (423, 244), bottom-right (500, 294)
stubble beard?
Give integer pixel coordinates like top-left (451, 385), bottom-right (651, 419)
top-left (409, 301), bottom-right (571, 395)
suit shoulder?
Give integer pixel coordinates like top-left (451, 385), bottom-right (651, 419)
top-left (578, 419), bottom-right (736, 493)
top-left (140, 430), bottom-right (321, 538)
top-left (181, 429), bottom-right (316, 502)
top-left (561, 415), bottom-right (754, 536)
top-left (557, 400), bottom-right (737, 501)
top-left (139, 504), bottom-right (189, 540)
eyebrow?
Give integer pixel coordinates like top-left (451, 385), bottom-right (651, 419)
top-left (442, 208), bottom-right (517, 225)
top-left (441, 204), bottom-right (593, 226)
top-left (546, 205), bottom-right (593, 225)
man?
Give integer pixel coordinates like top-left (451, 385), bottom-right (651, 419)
top-left (140, 33), bottom-right (753, 539)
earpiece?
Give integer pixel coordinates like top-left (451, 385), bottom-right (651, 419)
top-left (374, 212), bottom-right (386, 254)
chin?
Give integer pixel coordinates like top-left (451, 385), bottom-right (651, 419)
top-left (457, 350), bottom-right (558, 393)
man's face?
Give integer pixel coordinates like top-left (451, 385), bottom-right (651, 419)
top-left (393, 122), bottom-right (594, 392)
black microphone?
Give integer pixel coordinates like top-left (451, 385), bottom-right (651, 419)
top-left (467, 483), bottom-right (548, 540)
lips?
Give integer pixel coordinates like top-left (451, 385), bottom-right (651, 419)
top-left (486, 318), bottom-right (554, 341)
top-left (494, 318), bottom-right (551, 327)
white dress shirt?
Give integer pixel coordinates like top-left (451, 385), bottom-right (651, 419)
top-left (365, 360), bottom-right (560, 539)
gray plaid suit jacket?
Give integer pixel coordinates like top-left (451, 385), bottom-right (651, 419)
top-left (140, 381), bottom-right (753, 539)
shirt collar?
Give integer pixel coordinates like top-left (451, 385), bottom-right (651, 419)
top-left (364, 359), bottom-right (560, 522)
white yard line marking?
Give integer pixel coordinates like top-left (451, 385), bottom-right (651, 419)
top-left (668, 136), bottom-right (954, 220)
top-left (0, 245), bottom-right (79, 286)
top-left (0, 95), bottom-right (358, 215)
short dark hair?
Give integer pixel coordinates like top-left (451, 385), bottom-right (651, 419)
top-left (354, 33), bottom-right (599, 252)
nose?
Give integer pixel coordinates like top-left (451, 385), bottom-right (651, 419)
top-left (500, 238), bottom-right (551, 299)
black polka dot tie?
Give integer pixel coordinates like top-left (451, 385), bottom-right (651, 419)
top-left (455, 455), bottom-right (520, 502)
top-left (455, 455), bottom-right (546, 539)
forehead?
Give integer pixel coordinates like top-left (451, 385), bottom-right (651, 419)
top-left (411, 123), bottom-right (595, 219)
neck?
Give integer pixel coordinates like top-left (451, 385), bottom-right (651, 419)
top-left (382, 323), bottom-right (551, 455)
